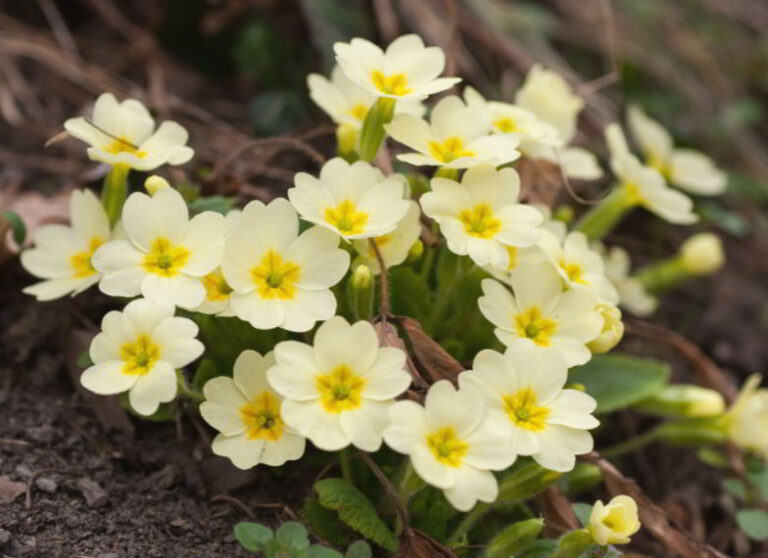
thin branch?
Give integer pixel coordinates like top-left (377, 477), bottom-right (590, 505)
top-left (369, 239), bottom-right (391, 321)
top-left (359, 452), bottom-right (410, 534)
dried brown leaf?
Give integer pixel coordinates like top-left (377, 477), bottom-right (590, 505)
top-left (583, 453), bottom-right (730, 558)
top-left (397, 316), bottom-right (464, 384)
top-left (536, 486), bottom-right (581, 535)
top-left (0, 475), bottom-right (26, 504)
top-left (396, 530), bottom-right (456, 558)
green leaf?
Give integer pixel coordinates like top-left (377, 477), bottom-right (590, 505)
top-left (276, 522), bottom-right (310, 550)
top-left (76, 350), bottom-right (94, 369)
top-left (484, 518), bottom-right (544, 558)
top-left (193, 358), bottom-right (220, 391)
top-left (234, 521), bottom-right (274, 551)
top-left (345, 540), bottom-right (372, 558)
top-left (314, 478), bottom-right (397, 551)
top-left (408, 485), bottom-right (457, 541)
top-left (569, 353), bottom-right (671, 413)
top-left (697, 447), bottom-right (730, 468)
top-left (571, 503), bottom-right (593, 527)
top-left (736, 509), bottom-right (768, 540)
top-left (1, 210), bottom-right (26, 246)
top-left (723, 479), bottom-right (748, 500)
top-left (748, 465), bottom-right (768, 501)
top-left (498, 458), bottom-right (563, 502)
top-left (187, 195), bottom-right (236, 215)
top-left (301, 498), bottom-right (358, 548)
top-left (389, 266), bottom-right (432, 322)
top-left (309, 546), bottom-right (344, 558)
top-left (517, 539), bottom-right (557, 558)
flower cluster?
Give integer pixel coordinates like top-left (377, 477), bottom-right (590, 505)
top-left (23, 31), bottom-right (750, 551)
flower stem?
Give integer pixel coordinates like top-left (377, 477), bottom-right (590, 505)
top-left (633, 256), bottom-right (689, 293)
top-left (175, 370), bottom-right (205, 403)
top-left (101, 164), bottom-right (130, 226)
top-left (339, 448), bottom-right (353, 484)
top-left (447, 502), bottom-right (492, 546)
top-left (573, 186), bottom-right (633, 241)
top-left (600, 427), bottom-right (662, 458)
top-left (358, 97), bottom-right (396, 161)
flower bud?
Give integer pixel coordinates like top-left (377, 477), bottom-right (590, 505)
top-left (336, 123), bottom-right (360, 159)
top-left (587, 303), bottom-right (624, 354)
top-left (679, 233), bottom-right (724, 275)
top-left (724, 374), bottom-right (768, 458)
top-left (636, 384), bottom-right (725, 418)
top-left (347, 264), bottom-right (374, 321)
top-left (144, 175), bottom-right (170, 196)
top-left (350, 264), bottom-right (372, 290)
top-left (588, 495), bottom-right (641, 546)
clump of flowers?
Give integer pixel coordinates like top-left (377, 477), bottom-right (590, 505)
top-left (20, 31), bottom-right (750, 557)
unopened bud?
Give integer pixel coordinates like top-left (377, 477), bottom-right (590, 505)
top-left (679, 233), bottom-right (724, 275)
top-left (588, 495), bottom-right (640, 546)
top-left (144, 175), bottom-right (170, 195)
top-left (587, 303), bottom-right (624, 354)
top-left (336, 123), bottom-right (360, 159)
top-left (636, 384), bottom-right (725, 418)
top-left (347, 264), bottom-right (374, 320)
top-left (351, 264), bottom-right (372, 290)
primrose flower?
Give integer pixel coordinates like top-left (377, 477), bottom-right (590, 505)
top-left (724, 374), bottom-right (768, 458)
top-left (478, 261), bottom-right (603, 366)
top-left (513, 65), bottom-right (602, 180)
top-left (588, 495), bottom-right (641, 546)
top-left (268, 317), bottom-right (412, 452)
top-left (597, 244), bottom-right (658, 316)
top-left (308, 65), bottom-right (424, 153)
top-left (383, 380), bottom-right (515, 511)
top-left (200, 350), bottom-right (305, 469)
top-left (538, 231), bottom-right (619, 304)
top-left (333, 34), bottom-right (460, 101)
top-left (606, 124), bottom-right (697, 225)
top-left (192, 209), bottom-right (241, 316)
top-left (352, 201), bottom-right (422, 274)
top-left (628, 105), bottom-right (726, 196)
top-left (80, 298), bottom-right (203, 415)
top-left (420, 165), bottom-right (543, 268)
top-left (385, 96), bottom-right (520, 169)
top-left (587, 303), bottom-right (624, 354)
top-left (92, 187), bottom-right (225, 309)
top-left (463, 86), bottom-right (560, 147)
top-left (64, 93), bottom-right (193, 171)
top-left (459, 344), bottom-right (598, 472)
top-left (222, 199), bottom-right (349, 332)
top-left (22, 189), bottom-right (112, 301)
top-left (289, 158), bottom-right (411, 240)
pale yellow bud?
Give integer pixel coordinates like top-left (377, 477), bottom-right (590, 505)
top-left (637, 384), bottom-right (725, 418)
top-left (336, 123), bottom-right (360, 157)
top-left (588, 495), bottom-right (641, 546)
top-left (144, 175), bottom-right (171, 196)
top-left (350, 264), bottom-right (373, 290)
top-left (725, 375), bottom-right (768, 458)
top-left (587, 303), bottom-right (624, 354)
top-left (679, 233), bottom-right (724, 275)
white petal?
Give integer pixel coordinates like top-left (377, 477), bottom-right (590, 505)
top-left (128, 361), bottom-right (177, 416)
top-left (443, 467), bottom-right (498, 512)
top-left (281, 400), bottom-right (349, 451)
top-left (80, 361), bottom-right (135, 395)
top-left (313, 317), bottom-right (378, 374)
top-left (200, 377), bottom-right (248, 435)
top-left (140, 273), bottom-right (205, 309)
top-left (339, 401), bottom-right (390, 451)
top-left (211, 433), bottom-right (267, 469)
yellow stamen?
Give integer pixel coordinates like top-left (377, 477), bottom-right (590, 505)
top-left (120, 334), bottom-right (161, 376)
top-left (371, 71), bottom-right (412, 96)
top-left (514, 306), bottom-right (557, 347)
top-left (426, 427), bottom-right (468, 467)
top-left (325, 200), bottom-right (369, 235)
top-left (251, 250), bottom-right (300, 300)
top-left (316, 365), bottom-right (366, 413)
top-left (348, 103), bottom-right (368, 121)
top-left (70, 236), bottom-right (104, 278)
top-left (505, 246), bottom-right (519, 271)
top-left (458, 204), bottom-right (502, 239)
top-left (503, 387), bottom-right (550, 431)
top-left (240, 391), bottom-right (284, 441)
top-left (560, 259), bottom-right (588, 285)
top-left (494, 117), bottom-right (521, 133)
top-left (143, 238), bottom-right (190, 277)
top-left (104, 137), bottom-right (147, 158)
top-left (428, 136), bottom-right (476, 163)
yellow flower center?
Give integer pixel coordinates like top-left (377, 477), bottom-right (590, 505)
top-left (348, 103), bottom-right (368, 121)
top-left (647, 152), bottom-right (672, 180)
top-left (623, 182), bottom-right (644, 206)
top-left (143, 237), bottom-right (190, 277)
top-left (251, 250), bottom-right (300, 300)
top-left (316, 365), bottom-right (366, 413)
top-left (202, 270), bottom-right (232, 302)
top-left (70, 236), bottom-right (104, 278)
top-left (325, 200), bottom-right (369, 235)
top-left (426, 427), bottom-right (468, 467)
top-left (458, 204), bottom-right (502, 239)
top-left (602, 508), bottom-right (631, 532)
top-left (104, 136), bottom-right (147, 158)
top-left (428, 136), bottom-right (476, 163)
top-left (120, 334), bottom-right (161, 376)
top-left (371, 71), bottom-right (412, 96)
top-left (503, 387), bottom-right (550, 431)
top-left (514, 306), bottom-right (557, 347)
top-left (494, 117), bottom-right (521, 133)
top-left (560, 259), bottom-right (588, 285)
top-left (239, 391), bottom-right (284, 441)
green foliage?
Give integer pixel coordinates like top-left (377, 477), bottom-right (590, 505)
top-left (569, 353), bottom-right (671, 413)
top-left (234, 522), bottom-right (274, 551)
top-left (517, 539), bottom-right (557, 558)
top-left (76, 350), bottom-right (94, 369)
top-left (1, 210), bottom-right (26, 246)
top-left (736, 509), bottom-right (768, 541)
top-left (188, 195), bottom-right (236, 215)
top-left (559, 464), bottom-right (602, 497)
top-left (313, 478), bottom-right (397, 551)
top-left (389, 267), bottom-right (432, 322)
top-left (192, 358), bottom-right (220, 391)
top-left (408, 485), bottom-right (457, 541)
top-left (484, 517), bottom-right (544, 558)
top-left (301, 498), bottom-right (359, 548)
top-left (344, 541), bottom-right (372, 558)
top-left (498, 459), bottom-right (563, 502)
top-left (233, 520), bottom-right (366, 557)
top-left (570, 503), bottom-right (593, 527)
top-left (723, 478), bottom-right (748, 500)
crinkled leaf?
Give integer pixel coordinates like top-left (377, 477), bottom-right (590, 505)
top-left (569, 353), bottom-right (670, 413)
top-left (302, 497), bottom-right (359, 548)
top-left (309, 546), bottom-right (344, 558)
top-left (345, 540), bottom-right (372, 558)
top-left (736, 509), bottom-right (768, 541)
top-left (276, 521), bottom-right (310, 549)
top-left (314, 478), bottom-right (397, 551)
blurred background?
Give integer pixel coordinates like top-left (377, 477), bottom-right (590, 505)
top-left (1, 1), bottom-right (768, 556)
